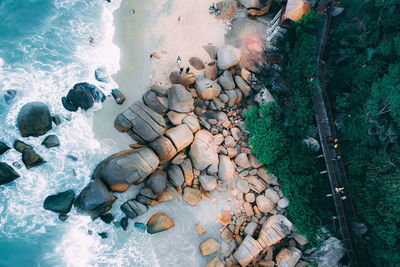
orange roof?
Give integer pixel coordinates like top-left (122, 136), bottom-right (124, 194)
top-left (285, 0), bottom-right (311, 21)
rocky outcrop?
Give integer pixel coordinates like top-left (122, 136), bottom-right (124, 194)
top-left (195, 76), bottom-right (221, 100)
top-left (43, 190), bottom-right (75, 214)
top-left (114, 101), bottom-right (166, 144)
top-left (189, 130), bottom-right (218, 170)
top-left (168, 84), bottom-right (194, 113)
top-left (92, 147), bottom-right (159, 192)
top-left (17, 102), bottom-right (52, 137)
top-left (75, 179), bottom-right (116, 219)
top-left (0, 162), bottom-right (20, 185)
top-left (216, 45), bottom-right (241, 70)
top-left (146, 213), bottom-right (175, 234)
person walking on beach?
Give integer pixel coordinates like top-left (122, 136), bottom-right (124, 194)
top-left (130, 9), bottom-right (136, 15)
top-left (177, 56), bottom-right (184, 73)
top-left (186, 67), bottom-right (190, 73)
top-left (89, 36), bottom-right (94, 45)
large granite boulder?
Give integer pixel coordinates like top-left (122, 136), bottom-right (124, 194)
top-left (63, 82), bottom-right (104, 111)
top-left (169, 72), bottom-right (196, 89)
top-left (92, 147), bottom-right (159, 192)
top-left (143, 86), bottom-right (169, 114)
top-left (189, 130), bottom-right (218, 170)
top-left (146, 212), bottom-right (175, 234)
top-left (0, 162), bottom-right (20, 185)
top-left (147, 169), bottom-right (167, 194)
top-left (149, 136), bottom-right (177, 165)
top-left (73, 82), bottom-right (105, 102)
top-left (17, 102), bottom-right (52, 137)
top-left (114, 101), bottom-right (166, 144)
top-left (195, 76), bottom-right (221, 100)
top-left (165, 124), bottom-right (194, 152)
top-left (43, 190), bottom-right (75, 214)
top-left (168, 84), bottom-right (194, 112)
top-left (121, 199), bottom-right (148, 219)
top-left (216, 45), bottom-right (241, 70)
top-left (217, 70), bottom-right (235, 90)
top-left (75, 179), bottom-right (116, 219)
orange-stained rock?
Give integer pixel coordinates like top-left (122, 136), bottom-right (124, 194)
top-left (146, 212), bottom-right (175, 234)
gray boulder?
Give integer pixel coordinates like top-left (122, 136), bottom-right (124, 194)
top-left (217, 70), bottom-right (235, 90)
top-left (217, 45), bottom-right (241, 70)
top-left (22, 149), bottom-right (46, 169)
top-left (92, 147), bottom-right (159, 192)
top-left (0, 162), bottom-right (20, 185)
top-left (189, 130), bottom-right (218, 170)
top-left (147, 169), bottom-right (167, 194)
top-left (194, 76), bottom-right (221, 100)
top-left (149, 136), bottom-right (177, 165)
top-left (121, 199), bottom-right (148, 219)
top-left (114, 101), bottom-right (166, 144)
top-left (0, 142), bottom-right (10, 155)
top-left (168, 84), bottom-right (194, 112)
top-left (17, 102), bottom-right (52, 137)
top-left (75, 179), bottom-right (116, 220)
top-left (167, 165), bottom-right (185, 187)
top-left (42, 135), bottom-right (60, 148)
top-left (143, 87), bottom-right (169, 114)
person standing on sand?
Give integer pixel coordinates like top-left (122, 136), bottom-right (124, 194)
top-left (177, 56), bottom-right (183, 73)
top-left (186, 67), bottom-right (190, 73)
top-left (89, 36), bottom-right (94, 45)
top-left (130, 9), bottom-right (135, 15)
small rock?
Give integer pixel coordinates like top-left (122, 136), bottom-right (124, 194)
top-left (245, 193), bottom-right (255, 203)
top-left (199, 175), bottom-right (217, 191)
top-left (43, 189), bottom-right (75, 214)
top-left (256, 195), bottom-right (274, 213)
top-left (265, 188), bottom-right (280, 204)
top-left (0, 162), bottom-right (20, 185)
top-left (52, 115), bottom-right (62, 126)
top-left (200, 238), bottom-right (220, 256)
top-left (120, 217), bottom-right (129, 231)
top-left (235, 153), bottom-right (251, 169)
top-left (4, 89), bottom-right (17, 104)
top-left (237, 179), bottom-right (250, 193)
top-left (121, 200), bottom-right (148, 219)
top-left (98, 232), bottom-right (108, 239)
top-left (218, 70), bottom-right (235, 90)
top-left (196, 224), bottom-right (207, 235)
top-left (183, 187), bottom-right (202, 206)
top-left (278, 197), bottom-right (289, 209)
top-left (111, 89), bottom-right (126, 105)
top-left (224, 136), bottom-right (236, 148)
top-left (167, 165), bottom-right (185, 187)
top-left (22, 149), bottom-right (46, 169)
top-left (147, 169), bottom-right (167, 194)
top-left (42, 135), bottom-right (60, 148)
top-left (134, 222), bottom-right (147, 232)
top-left (221, 228), bottom-right (234, 243)
top-left (100, 213), bottom-right (114, 224)
top-left (0, 141), bottom-right (10, 155)
top-left (244, 221), bottom-right (258, 236)
top-left (95, 67), bottom-right (110, 83)
top-left (58, 214), bottom-right (68, 222)
top-left (243, 202), bottom-right (254, 217)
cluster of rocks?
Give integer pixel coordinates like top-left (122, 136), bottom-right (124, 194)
top-left (0, 102), bottom-right (62, 185)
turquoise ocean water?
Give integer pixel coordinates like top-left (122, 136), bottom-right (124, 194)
top-left (0, 0), bottom-right (159, 266)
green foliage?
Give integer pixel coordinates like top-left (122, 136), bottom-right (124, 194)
top-left (325, 0), bottom-right (400, 264)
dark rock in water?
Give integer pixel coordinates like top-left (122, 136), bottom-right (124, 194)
top-left (88, 230), bottom-right (93, 235)
top-left (12, 162), bottom-right (22, 169)
top-left (67, 154), bottom-right (78, 161)
top-left (73, 82), bottom-right (105, 103)
top-left (98, 232), bottom-right (108, 239)
top-left (120, 199), bottom-right (148, 219)
top-left (92, 147), bottom-right (159, 192)
top-left (66, 88), bottom-right (94, 111)
top-left (13, 140), bottom-right (33, 153)
top-left (120, 217), bottom-right (129, 231)
top-left (58, 214), bottom-right (69, 222)
top-left (17, 102), bottom-right (52, 137)
top-left (42, 135), bottom-right (60, 148)
top-left (62, 97), bottom-right (78, 112)
top-left (4, 89), bottom-right (17, 105)
top-left (134, 222), bottom-right (146, 232)
top-left (0, 141), bottom-right (10, 155)
top-left (75, 178), bottom-right (116, 220)
top-left (0, 162), bottom-right (20, 185)
top-left (111, 89), bottom-right (125, 105)
top-left (146, 213), bottom-right (175, 234)
top-left (22, 149), bottom-right (46, 169)
top-left (100, 213), bottom-right (114, 224)
top-left (43, 190), bottom-right (75, 214)
top-left (52, 115), bottom-right (62, 126)
top-left (95, 67), bottom-right (110, 83)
